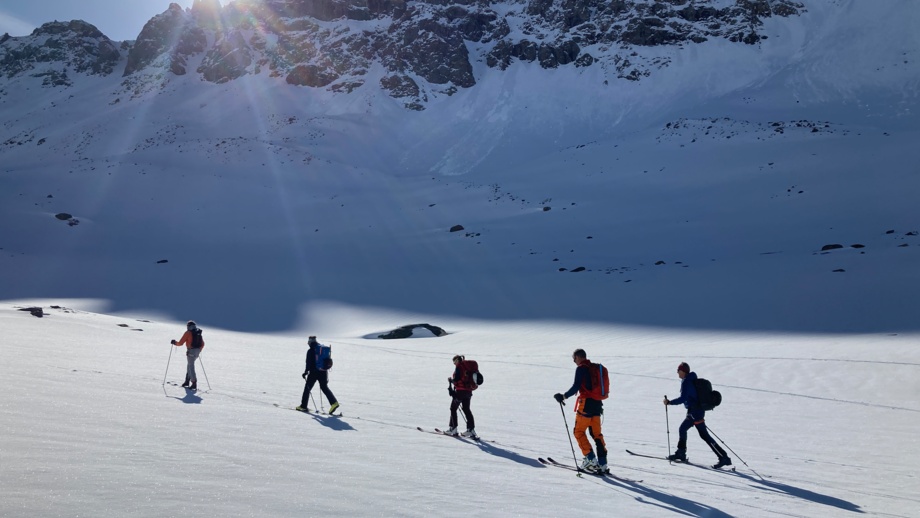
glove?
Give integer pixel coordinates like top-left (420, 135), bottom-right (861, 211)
top-left (448, 388), bottom-right (456, 398)
top-left (554, 393), bottom-right (565, 403)
top-left (170, 339), bottom-right (177, 345)
top-left (663, 397), bottom-right (670, 406)
top-left (302, 372), bottom-right (307, 380)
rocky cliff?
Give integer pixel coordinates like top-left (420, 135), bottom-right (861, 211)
top-left (1, 0), bottom-right (804, 108)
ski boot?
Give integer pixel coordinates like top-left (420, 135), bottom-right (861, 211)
top-left (596, 458), bottom-right (609, 474)
top-left (328, 402), bottom-right (340, 414)
top-left (461, 428), bottom-right (478, 439)
top-left (712, 457), bottom-right (732, 469)
top-left (444, 427), bottom-right (459, 436)
top-left (667, 449), bottom-right (688, 463)
top-left (580, 452), bottom-right (598, 471)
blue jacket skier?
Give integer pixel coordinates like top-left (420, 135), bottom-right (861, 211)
top-left (663, 362), bottom-right (731, 469)
top-left (296, 336), bottom-right (339, 414)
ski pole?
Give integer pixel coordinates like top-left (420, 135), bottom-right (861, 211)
top-left (320, 392), bottom-right (325, 413)
top-left (162, 343), bottom-right (174, 385)
top-left (665, 396), bottom-right (672, 463)
top-left (198, 354), bottom-right (211, 391)
top-left (310, 393), bottom-right (318, 412)
top-left (558, 400), bottom-right (581, 474)
top-left (706, 424), bottom-right (763, 480)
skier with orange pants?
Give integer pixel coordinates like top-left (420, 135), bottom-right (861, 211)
top-left (554, 348), bottom-right (610, 473)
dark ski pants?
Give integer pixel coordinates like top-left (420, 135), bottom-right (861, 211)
top-left (302, 370), bottom-right (337, 409)
top-left (678, 413), bottom-right (728, 460)
top-left (449, 390), bottom-right (474, 430)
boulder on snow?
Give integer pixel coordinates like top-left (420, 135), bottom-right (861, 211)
top-left (377, 324), bottom-right (447, 339)
top-left (18, 306), bottom-right (45, 318)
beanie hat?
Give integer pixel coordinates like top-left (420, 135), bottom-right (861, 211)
top-left (677, 362), bottom-right (690, 374)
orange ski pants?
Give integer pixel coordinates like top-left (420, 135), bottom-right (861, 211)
top-left (573, 413), bottom-right (607, 459)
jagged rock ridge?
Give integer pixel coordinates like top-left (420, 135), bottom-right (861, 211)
top-left (0, 20), bottom-right (121, 86)
top-left (1, 0), bottom-right (804, 108)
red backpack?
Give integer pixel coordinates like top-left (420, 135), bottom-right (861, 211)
top-left (460, 360), bottom-right (483, 390)
top-left (582, 362), bottom-right (609, 400)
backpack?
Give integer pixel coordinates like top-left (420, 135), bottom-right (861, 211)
top-left (582, 362), bottom-right (610, 401)
top-left (694, 378), bottom-right (722, 411)
top-left (315, 343), bottom-right (333, 371)
top-left (461, 360), bottom-right (483, 390)
top-left (190, 329), bottom-right (203, 349)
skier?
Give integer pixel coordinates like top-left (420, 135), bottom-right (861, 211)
top-left (170, 320), bottom-right (204, 389)
top-left (554, 349), bottom-right (608, 473)
top-left (446, 355), bottom-right (477, 438)
top-left (296, 336), bottom-right (339, 414)
top-left (663, 362), bottom-right (732, 469)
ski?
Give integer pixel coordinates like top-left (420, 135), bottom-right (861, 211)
top-left (416, 427), bottom-right (481, 442)
top-left (626, 450), bottom-right (735, 471)
top-left (626, 449), bottom-right (674, 461)
top-left (275, 404), bottom-right (342, 417)
top-left (417, 426), bottom-right (445, 435)
top-left (539, 457), bottom-right (641, 483)
top-left (435, 428), bottom-right (480, 441)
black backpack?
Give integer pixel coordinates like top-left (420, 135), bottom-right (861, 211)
top-left (190, 328), bottom-right (204, 349)
top-left (694, 378), bottom-right (722, 411)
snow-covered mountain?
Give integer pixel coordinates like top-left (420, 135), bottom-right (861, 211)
top-left (0, 0), bottom-right (918, 332)
top-left (3, 0), bottom-right (809, 107)
top-left (2, 2), bottom-right (920, 517)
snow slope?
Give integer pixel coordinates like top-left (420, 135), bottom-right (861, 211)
top-left (1, 303), bottom-right (918, 517)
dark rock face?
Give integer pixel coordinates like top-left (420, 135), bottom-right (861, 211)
top-left (286, 64), bottom-right (339, 87)
top-left (3, 0), bottom-right (806, 104)
top-left (124, 4), bottom-right (189, 76)
top-left (198, 31), bottom-right (253, 82)
top-left (0, 20), bottom-right (120, 80)
top-left (381, 74), bottom-right (426, 109)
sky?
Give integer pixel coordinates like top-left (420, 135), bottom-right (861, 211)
top-left (0, 0), bottom-right (198, 41)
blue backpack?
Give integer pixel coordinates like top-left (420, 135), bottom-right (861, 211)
top-left (315, 343), bottom-right (333, 371)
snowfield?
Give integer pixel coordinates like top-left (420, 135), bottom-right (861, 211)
top-left (1, 302), bottom-right (918, 517)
